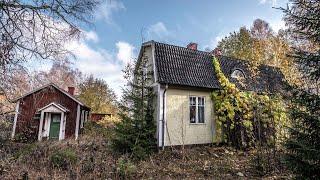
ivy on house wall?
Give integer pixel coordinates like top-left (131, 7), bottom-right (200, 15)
top-left (211, 57), bottom-right (287, 149)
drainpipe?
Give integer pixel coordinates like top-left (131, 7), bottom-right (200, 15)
top-left (162, 84), bottom-right (168, 149)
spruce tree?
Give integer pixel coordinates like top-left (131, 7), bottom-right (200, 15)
top-left (112, 59), bottom-right (156, 160)
top-left (281, 0), bottom-right (320, 178)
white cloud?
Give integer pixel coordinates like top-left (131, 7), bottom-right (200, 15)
top-left (96, 0), bottom-right (125, 25)
top-left (116, 41), bottom-right (135, 64)
top-left (67, 37), bottom-right (136, 98)
top-left (259, 0), bottom-right (277, 6)
top-left (147, 22), bottom-right (171, 40)
top-left (84, 31), bottom-right (99, 43)
top-left (270, 19), bottom-right (286, 33)
top-left (203, 34), bottom-right (227, 51)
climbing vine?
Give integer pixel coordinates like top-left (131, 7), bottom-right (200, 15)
top-left (211, 57), bottom-right (287, 149)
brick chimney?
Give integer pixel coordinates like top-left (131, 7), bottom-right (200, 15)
top-left (68, 87), bottom-right (75, 96)
top-left (212, 48), bottom-right (222, 57)
top-left (187, 42), bottom-right (198, 50)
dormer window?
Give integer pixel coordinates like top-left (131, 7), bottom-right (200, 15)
top-left (231, 69), bottom-right (245, 79)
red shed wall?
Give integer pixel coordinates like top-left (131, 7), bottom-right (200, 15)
top-left (15, 86), bottom-right (79, 139)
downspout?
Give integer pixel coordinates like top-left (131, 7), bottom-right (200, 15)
top-left (162, 84), bottom-right (168, 149)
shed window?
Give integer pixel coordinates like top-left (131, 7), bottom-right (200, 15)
top-left (189, 96), bottom-right (205, 123)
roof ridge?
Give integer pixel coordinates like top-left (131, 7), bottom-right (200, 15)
top-left (152, 40), bottom-right (211, 55)
top-left (12, 83), bottom-right (90, 108)
top-left (151, 40), bottom-right (281, 71)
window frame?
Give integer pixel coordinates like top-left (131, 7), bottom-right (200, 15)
top-left (231, 69), bottom-right (245, 79)
top-left (189, 96), bottom-right (205, 124)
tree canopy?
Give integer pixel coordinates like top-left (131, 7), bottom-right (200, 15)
top-left (78, 75), bottom-right (117, 115)
top-left (217, 19), bottom-right (301, 86)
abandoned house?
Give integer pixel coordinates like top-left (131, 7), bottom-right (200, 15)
top-left (136, 41), bottom-right (284, 148)
top-left (11, 83), bottom-right (90, 141)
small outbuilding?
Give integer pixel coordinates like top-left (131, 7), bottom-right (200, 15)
top-left (11, 83), bottom-right (90, 141)
top-left (90, 113), bottom-right (112, 122)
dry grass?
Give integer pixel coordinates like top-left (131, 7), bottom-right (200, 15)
top-left (135, 146), bottom-right (291, 179)
top-left (0, 124), bottom-right (292, 179)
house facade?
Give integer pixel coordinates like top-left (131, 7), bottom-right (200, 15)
top-left (11, 83), bottom-right (90, 141)
top-left (136, 41), bottom-right (284, 148)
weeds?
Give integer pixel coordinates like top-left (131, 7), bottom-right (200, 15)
top-left (50, 148), bottom-right (77, 170)
top-left (116, 155), bottom-right (136, 178)
top-left (13, 143), bottom-right (36, 159)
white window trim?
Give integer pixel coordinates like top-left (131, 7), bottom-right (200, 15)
top-left (231, 69), bottom-right (245, 79)
top-left (189, 96), bottom-right (205, 124)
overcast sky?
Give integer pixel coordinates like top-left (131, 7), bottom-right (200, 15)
top-left (31, 0), bottom-right (288, 98)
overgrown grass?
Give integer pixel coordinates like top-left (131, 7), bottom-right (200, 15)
top-left (116, 155), bottom-right (136, 178)
top-left (50, 148), bottom-right (77, 169)
top-left (13, 143), bottom-right (37, 160)
top-left (83, 121), bottom-right (112, 139)
top-left (0, 121), bottom-right (293, 179)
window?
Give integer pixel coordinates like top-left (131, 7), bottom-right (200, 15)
top-left (190, 97), bottom-right (196, 123)
top-left (198, 97), bottom-right (205, 123)
top-left (143, 63), bottom-right (148, 80)
top-left (189, 96), bottom-right (205, 123)
top-left (231, 69), bottom-right (245, 79)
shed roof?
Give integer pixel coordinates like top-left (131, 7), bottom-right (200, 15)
top-left (13, 83), bottom-right (90, 108)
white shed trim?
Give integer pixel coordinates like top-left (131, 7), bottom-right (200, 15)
top-left (75, 104), bottom-right (81, 140)
top-left (38, 102), bottom-right (69, 113)
top-left (11, 100), bottom-right (20, 139)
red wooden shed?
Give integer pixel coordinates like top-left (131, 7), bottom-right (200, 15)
top-left (11, 83), bottom-right (90, 141)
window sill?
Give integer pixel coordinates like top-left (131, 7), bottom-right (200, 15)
top-left (189, 123), bottom-right (206, 125)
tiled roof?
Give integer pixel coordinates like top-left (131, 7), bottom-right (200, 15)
top-left (152, 41), bottom-right (284, 93)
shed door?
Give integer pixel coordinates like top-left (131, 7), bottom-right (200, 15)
top-left (49, 113), bottom-right (61, 139)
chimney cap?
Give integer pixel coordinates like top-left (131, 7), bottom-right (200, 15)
top-left (187, 42), bottom-right (198, 50)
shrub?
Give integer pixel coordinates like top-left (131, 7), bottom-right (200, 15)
top-left (14, 143), bottom-right (37, 159)
top-left (0, 117), bottom-right (12, 142)
top-left (116, 156), bottom-right (136, 178)
top-left (50, 148), bottom-right (77, 170)
top-left (84, 121), bottom-right (111, 139)
top-left (14, 125), bottom-right (38, 143)
top-left (97, 115), bottom-right (120, 128)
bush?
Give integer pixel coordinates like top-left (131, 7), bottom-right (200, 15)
top-left (0, 117), bottom-right (12, 142)
top-left (97, 115), bottom-right (120, 128)
top-left (14, 143), bottom-right (37, 159)
top-left (50, 148), bottom-right (77, 170)
top-left (14, 125), bottom-right (38, 143)
top-left (84, 121), bottom-right (111, 139)
top-left (116, 156), bottom-right (136, 178)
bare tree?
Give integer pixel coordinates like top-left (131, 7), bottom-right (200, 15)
top-left (0, 0), bottom-right (102, 96)
top-left (32, 60), bottom-right (83, 89)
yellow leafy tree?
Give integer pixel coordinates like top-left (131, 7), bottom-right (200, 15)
top-left (218, 19), bottom-right (301, 86)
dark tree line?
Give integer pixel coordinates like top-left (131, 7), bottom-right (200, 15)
top-left (281, 0), bottom-right (320, 179)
